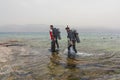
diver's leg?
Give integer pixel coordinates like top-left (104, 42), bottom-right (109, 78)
top-left (73, 41), bottom-right (77, 53)
top-left (55, 38), bottom-right (59, 49)
top-left (68, 44), bottom-right (72, 58)
top-left (51, 40), bottom-right (56, 52)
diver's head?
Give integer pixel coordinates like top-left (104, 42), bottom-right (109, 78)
top-left (65, 25), bottom-right (70, 32)
top-left (50, 25), bottom-right (53, 29)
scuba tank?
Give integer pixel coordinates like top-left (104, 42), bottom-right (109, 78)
top-left (76, 32), bottom-right (80, 43)
top-left (57, 28), bottom-right (61, 40)
top-left (53, 28), bottom-right (61, 40)
top-left (72, 29), bottom-right (80, 43)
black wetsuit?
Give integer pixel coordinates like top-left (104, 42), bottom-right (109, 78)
top-left (53, 28), bottom-right (59, 49)
top-left (67, 30), bottom-right (77, 57)
top-left (51, 28), bottom-right (59, 52)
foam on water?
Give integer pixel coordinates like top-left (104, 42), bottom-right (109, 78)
top-left (64, 48), bottom-right (93, 57)
top-left (76, 52), bottom-right (93, 56)
top-left (63, 48), bottom-right (108, 58)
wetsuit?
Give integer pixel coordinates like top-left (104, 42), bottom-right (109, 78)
top-left (49, 29), bottom-right (56, 52)
top-left (52, 28), bottom-right (59, 49)
top-left (67, 30), bottom-right (77, 58)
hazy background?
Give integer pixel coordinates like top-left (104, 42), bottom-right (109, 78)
top-left (0, 0), bottom-right (120, 32)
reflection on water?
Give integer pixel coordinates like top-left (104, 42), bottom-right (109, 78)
top-left (48, 52), bottom-right (81, 80)
top-left (66, 58), bottom-right (77, 68)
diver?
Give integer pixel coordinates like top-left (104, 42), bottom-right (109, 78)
top-left (65, 25), bottom-right (80, 58)
top-left (49, 25), bottom-right (61, 52)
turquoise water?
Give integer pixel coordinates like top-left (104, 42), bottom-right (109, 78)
top-left (0, 32), bottom-right (48, 39)
top-left (0, 32), bottom-right (120, 80)
top-left (0, 32), bottom-right (120, 55)
top-left (0, 32), bottom-right (120, 57)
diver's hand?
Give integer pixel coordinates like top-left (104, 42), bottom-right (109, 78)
top-left (70, 41), bottom-right (73, 45)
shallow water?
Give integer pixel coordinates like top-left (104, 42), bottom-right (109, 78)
top-left (0, 32), bottom-right (120, 80)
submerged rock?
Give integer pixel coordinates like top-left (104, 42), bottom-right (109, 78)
top-left (0, 46), bottom-right (13, 62)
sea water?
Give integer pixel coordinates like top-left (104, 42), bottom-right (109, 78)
top-left (0, 32), bottom-right (120, 80)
